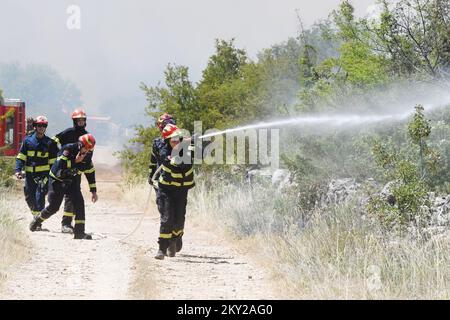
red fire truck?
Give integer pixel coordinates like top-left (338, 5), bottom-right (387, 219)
top-left (0, 98), bottom-right (26, 156)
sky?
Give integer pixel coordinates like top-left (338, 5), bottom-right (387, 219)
top-left (0, 0), bottom-right (375, 113)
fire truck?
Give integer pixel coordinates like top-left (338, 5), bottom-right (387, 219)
top-left (0, 98), bottom-right (26, 156)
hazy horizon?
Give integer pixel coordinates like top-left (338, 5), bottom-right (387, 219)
top-left (0, 0), bottom-right (375, 116)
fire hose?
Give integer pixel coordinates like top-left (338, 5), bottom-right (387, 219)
top-left (118, 164), bottom-right (162, 243)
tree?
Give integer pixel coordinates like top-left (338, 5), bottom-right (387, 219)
top-left (369, 105), bottom-right (442, 228)
top-left (408, 105), bottom-right (432, 178)
top-left (367, 0), bottom-right (450, 80)
top-left (0, 63), bottom-right (82, 133)
top-left (200, 39), bottom-right (248, 89)
top-left (141, 64), bottom-right (199, 132)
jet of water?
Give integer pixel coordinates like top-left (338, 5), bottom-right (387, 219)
top-left (198, 102), bottom-right (447, 140)
top-left (198, 112), bottom-right (408, 139)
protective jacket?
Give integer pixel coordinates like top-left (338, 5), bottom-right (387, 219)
top-left (52, 127), bottom-right (96, 192)
top-left (149, 139), bottom-right (194, 190)
top-left (50, 142), bottom-right (96, 192)
top-left (15, 133), bottom-right (57, 174)
top-left (52, 126), bottom-right (87, 149)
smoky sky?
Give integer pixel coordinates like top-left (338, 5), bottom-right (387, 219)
top-left (0, 0), bottom-right (374, 111)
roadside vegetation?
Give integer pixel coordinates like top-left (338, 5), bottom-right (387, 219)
top-left (119, 0), bottom-right (450, 298)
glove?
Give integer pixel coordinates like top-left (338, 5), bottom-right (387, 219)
top-left (15, 171), bottom-right (24, 179)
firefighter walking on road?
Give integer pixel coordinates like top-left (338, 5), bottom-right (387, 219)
top-left (150, 123), bottom-right (195, 260)
top-left (15, 116), bottom-right (57, 230)
top-left (30, 134), bottom-right (98, 240)
top-left (52, 109), bottom-right (97, 234)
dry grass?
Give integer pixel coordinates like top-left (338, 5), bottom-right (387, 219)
top-left (189, 178), bottom-right (450, 299)
top-left (116, 181), bottom-right (156, 215)
top-left (0, 189), bottom-right (30, 290)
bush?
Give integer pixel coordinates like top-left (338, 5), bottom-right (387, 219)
top-left (368, 106), bottom-right (442, 229)
top-left (0, 157), bottom-right (15, 188)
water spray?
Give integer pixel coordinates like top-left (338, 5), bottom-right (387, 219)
top-left (198, 112), bottom-right (409, 139)
top-left (197, 102), bottom-right (447, 140)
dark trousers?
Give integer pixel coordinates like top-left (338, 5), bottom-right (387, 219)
top-left (24, 174), bottom-right (48, 216)
top-left (61, 175), bottom-right (81, 226)
top-left (41, 178), bottom-right (86, 235)
top-left (156, 188), bottom-right (188, 251)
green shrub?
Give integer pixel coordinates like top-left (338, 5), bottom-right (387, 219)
top-left (0, 157), bottom-right (15, 188)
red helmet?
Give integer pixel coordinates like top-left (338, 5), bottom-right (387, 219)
top-left (34, 115), bottom-right (48, 125)
top-left (79, 133), bottom-right (96, 151)
top-left (157, 113), bottom-right (175, 131)
top-left (72, 109), bottom-right (87, 119)
top-left (161, 123), bottom-right (181, 140)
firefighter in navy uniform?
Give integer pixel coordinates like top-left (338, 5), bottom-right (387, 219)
top-left (148, 113), bottom-right (177, 253)
top-left (30, 134), bottom-right (98, 240)
top-left (148, 113), bottom-right (176, 190)
top-left (153, 124), bottom-right (195, 260)
top-left (52, 109), bottom-right (97, 233)
top-left (15, 116), bottom-right (57, 230)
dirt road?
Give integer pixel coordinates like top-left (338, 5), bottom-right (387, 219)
top-left (0, 159), bottom-right (277, 299)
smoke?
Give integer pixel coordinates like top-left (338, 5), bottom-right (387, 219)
top-left (0, 0), bottom-right (375, 131)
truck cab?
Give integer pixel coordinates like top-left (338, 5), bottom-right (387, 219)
top-left (0, 98), bottom-right (26, 156)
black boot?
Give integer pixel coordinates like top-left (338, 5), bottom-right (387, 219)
top-left (29, 215), bottom-right (43, 232)
top-left (176, 237), bottom-right (183, 253)
top-left (155, 237), bottom-right (170, 260)
top-left (61, 225), bottom-right (74, 234)
top-left (154, 249), bottom-right (166, 260)
top-left (167, 240), bottom-right (176, 257)
top-left (74, 233), bottom-right (92, 240)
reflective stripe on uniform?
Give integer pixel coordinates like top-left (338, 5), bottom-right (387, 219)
top-left (89, 183), bottom-right (96, 189)
top-left (158, 176), bottom-right (194, 187)
top-left (63, 212), bottom-right (75, 217)
top-left (32, 211), bottom-right (40, 216)
top-left (74, 220), bottom-right (85, 224)
top-left (17, 153), bottom-right (27, 161)
top-left (37, 151), bottom-right (49, 158)
top-left (161, 165), bottom-right (193, 179)
top-left (159, 233), bottom-right (172, 239)
top-left (57, 155), bottom-right (72, 168)
top-left (27, 150), bottom-right (36, 157)
top-left (83, 168), bottom-right (95, 174)
top-left (159, 178), bottom-right (181, 187)
top-left (172, 229), bottom-right (183, 236)
top-left (25, 165), bottom-right (50, 172)
top-left (161, 165), bottom-right (182, 178)
top-left (49, 171), bottom-right (63, 181)
top-left (158, 177), bottom-right (194, 187)
top-left (49, 158), bottom-right (56, 164)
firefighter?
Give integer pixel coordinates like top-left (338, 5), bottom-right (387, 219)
top-left (26, 117), bottom-right (36, 136)
top-left (15, 116), bottom-right (57, 230)
top-left (52, 109), bottom-right (97, 234)
top-left (153, 123), bottom-right (195, 260)
top-left (30, 133), bottom-right (97, 240)
top-left (148, 113), bottom-right (176, 188)
top-left (148, 113), bottom-right (177, 250)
